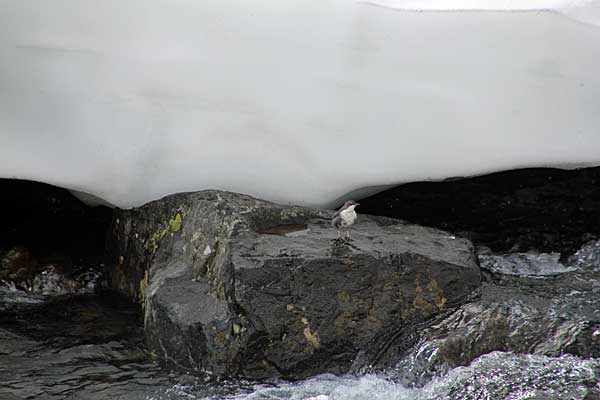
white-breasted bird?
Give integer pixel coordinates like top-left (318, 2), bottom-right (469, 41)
top-left (331, 200), bottom-right (359, 240)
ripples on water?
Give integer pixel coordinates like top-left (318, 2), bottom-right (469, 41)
top-left (1, 290), bottom-right (598, 400)
top-left (0, 290), bottom-right (166, 400)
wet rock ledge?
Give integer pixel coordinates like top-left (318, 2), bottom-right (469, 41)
top-left (105, 191), bottom-right (480, 379)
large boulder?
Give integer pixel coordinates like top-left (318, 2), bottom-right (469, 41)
top-left (105, 191), bottom-right (480, 378)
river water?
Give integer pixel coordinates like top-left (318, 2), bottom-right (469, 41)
top-left (1, 287), bottom-right (598, 400)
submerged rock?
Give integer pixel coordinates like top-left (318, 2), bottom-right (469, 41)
top-left (105, 190), bottom-right (480, 378)
top-left (478, 252), bottom-right (576, 276)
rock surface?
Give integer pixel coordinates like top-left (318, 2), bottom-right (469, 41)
top-left (394, 241), bottom-right (600, 387)
top-left (427, 352), bottom-right (600, 400)
top-left (105, 190), bottom-right (481, 378)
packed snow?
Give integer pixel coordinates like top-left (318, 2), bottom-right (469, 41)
top-left (1, 0), bottom-right (599, 208)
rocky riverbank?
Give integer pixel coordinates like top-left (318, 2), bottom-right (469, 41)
top-left (1, 169), bottom-right (600, 398)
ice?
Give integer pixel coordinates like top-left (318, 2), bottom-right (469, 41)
top-left (1, 1), bottom-right (600, 208)
top-left (362, 0), bottom-right (600, 26)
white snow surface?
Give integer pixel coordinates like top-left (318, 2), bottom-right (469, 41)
top-left (1, 0), bottom-right (600, 208)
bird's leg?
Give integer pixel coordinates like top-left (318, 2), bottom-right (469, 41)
top-left (345, 229), bottom-right (350, 241)
top-left (337, 229), bottom-right (342, 240)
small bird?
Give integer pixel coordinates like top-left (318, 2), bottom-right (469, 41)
top-left (332, 200), bottom-right (359, 240)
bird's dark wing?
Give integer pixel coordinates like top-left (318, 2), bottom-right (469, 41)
top-left (331, 213), bottom-right (343, 228)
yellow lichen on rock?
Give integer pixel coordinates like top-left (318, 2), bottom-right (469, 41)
top-left (337, 290), bottom-right (351, 303)
top-left (413, 283), bottom-right (435, 314)
top-left (168, 213), bottom-right (182, 233)
top-left (147, 212), bottom-right (185, 252)
top-left (427, 279), bottom-right (447, 311)
top-left (297, 315), bottom-right (320, 349)
top-left (413, 277), bottom-right (448, 315)
top-left (303, 325), bottom-right (320, 349)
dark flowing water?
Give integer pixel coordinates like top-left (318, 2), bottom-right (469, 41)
top-left (1, 287), bottom-right (598, 400)
top-left (0, 290), bottom-right (165, 399)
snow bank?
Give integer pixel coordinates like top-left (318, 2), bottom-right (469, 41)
top-left (1, 1), bottom-right (599, 208)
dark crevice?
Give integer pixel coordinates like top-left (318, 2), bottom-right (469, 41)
top-left (0, 179), bottom-right (113, 288)
top-left (357, 167), bottom-right (600, 257)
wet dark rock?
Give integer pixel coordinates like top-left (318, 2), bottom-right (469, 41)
top-left (29, 266), bottom-right (101, 296)
top-left (0, 246), bottom-right (34, 284)
top-left (394, 241), bottom-right (600, 387)
top-left (1, 247), bottom-right (102, 296)
top-left (105, 190), bottom-right (481, 379)
top-left (0, 179), bottom-right (112, 291)
top-left (478, 252), bottom-right (576, 276)
top-left (568, 239), bottom-right (600, 271)
top-left (358, 167), bottom-right (600, 256)
top-left (429, 352), bottom-right (600, 400)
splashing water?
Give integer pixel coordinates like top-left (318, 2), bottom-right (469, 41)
top-left (146, 352), bottom-right (598, 400)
